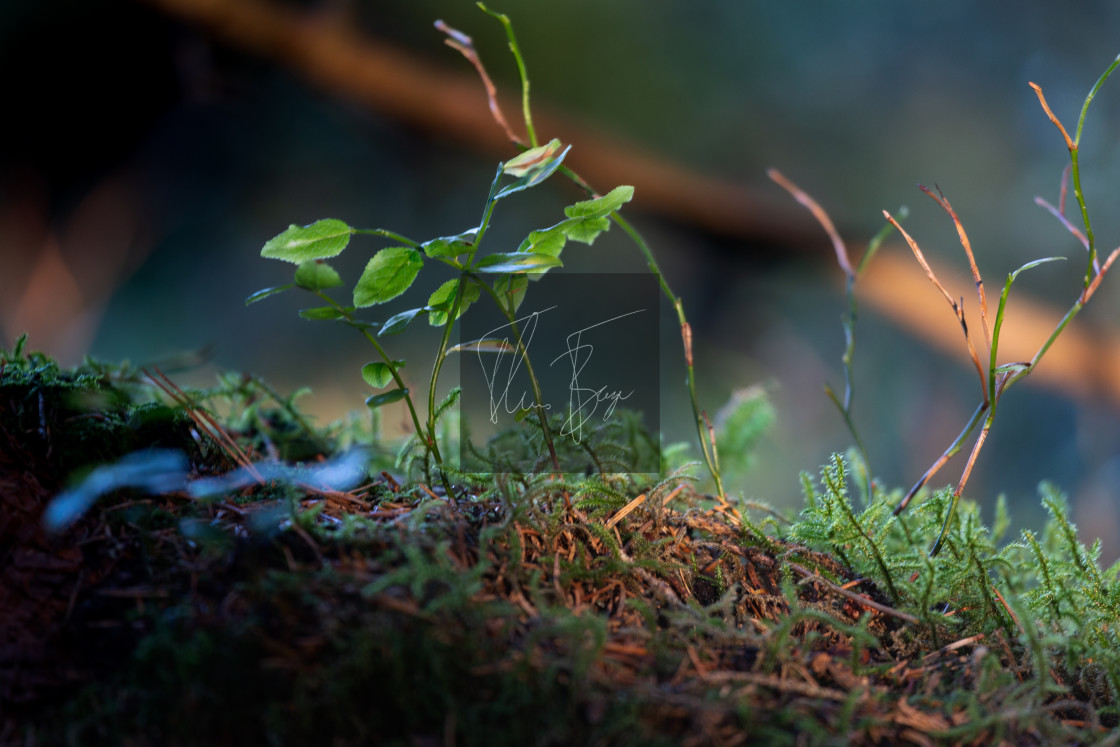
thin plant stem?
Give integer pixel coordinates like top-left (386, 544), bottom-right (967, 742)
top-left (351, 228), bottom-right (421, 247)
top-left (930, 421), bottom-right (991, 557)
top-left (477, 3), bottom-right (537, 147)
top-left (894, 402), bottom-right (988, 515)
top-left (427, 277), bottom-right (465, 495)
top-left (312, 291), bottom-right (433, 467)
top-left (611, 211), bottom-right (726, 501)
top-left (768, 170), bottom-right (900, 504)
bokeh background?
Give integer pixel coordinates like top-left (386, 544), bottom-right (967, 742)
top-left (3, 0), bottom-right (1120, 559)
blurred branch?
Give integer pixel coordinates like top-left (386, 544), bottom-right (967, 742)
top-left (135, 0), bottom-right (812, 247)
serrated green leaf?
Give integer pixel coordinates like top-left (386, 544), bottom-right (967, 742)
top-left (294, 260), bottom-right (343, 291)
top-left (496, 144), bottom-right (571, 201)
top-left (517, 226), bottom-right (568, 257)
top-left (503, 139), bottom-right (563, 177)
top-left (380, 307), bottom-right (425, 336)
top-left (472, 252), bottom-right (563, 274)
top-left (428, 278), bottom-right (481, 326)
top-left (353, 247), bottom-right (423, 307)
top-left (361, 360), bottom-right (404, 389)
top-left (298, 306), bottom-right (353, 320)
top-left (561, 216), bottom-right (612, 245)
top-left (494, 274), bottom-right (528, 313)
top-left (366, 389), bottom-right (409, 409)
top-left (245, 285), bottom-right (295, 306)
top-left (564, 185), bottom-right (634, 218)
top-left (261, 219), bottom-right (352, 263)
top-left (422, 230), bottom-right (478, 261)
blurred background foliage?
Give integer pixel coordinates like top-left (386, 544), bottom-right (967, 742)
top-left (2, 0), bottom-right (1120, 559)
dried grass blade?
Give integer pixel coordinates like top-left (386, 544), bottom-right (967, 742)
top-left (1029, 82), bottom-right (1076, 152)
top-left (919, 185), bottom-right (992, 353)
top-left (768, 169), bottom-right (854, 279)
top-left (883, 211), bottom-right (987, 397)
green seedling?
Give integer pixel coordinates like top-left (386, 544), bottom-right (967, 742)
top-left (250, 137), bottom-right (635, 490)
top-left (252, 3), bottom-right (735, 505)
top-left (773, 52), bottom-right (1120, 556)
top-left (438, 3), bottom-right (730, 503)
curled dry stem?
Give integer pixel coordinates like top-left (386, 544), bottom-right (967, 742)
top-left (882, 211), bottom-right (988, 402)
top-left (434, 19), bottom-right (523, 146)
top-left (917, 185), bottom-right (992, 355)
top-left (767, 169), bottom-right (854, 280)
top-left (768, 169), bottom-right (874, 501)
top-left (1028, 82), bottom-right (1075, 152)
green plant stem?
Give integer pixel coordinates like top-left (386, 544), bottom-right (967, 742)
top-left (474, 164), bottom-right (504, 247)
top-left (1070, 54), bottom-right (1120, 275)
top-left (313, 291), bottom-right (436, 469)
top-left (894, 401), bottom-right (988, 515)
top-left (930, 420), bottom-right (991, 557)
top-left (426, 278), bottom-right (466, 494)
top-left (477, 2), bottom-right (537, 148)
top-left (610, 211), bottom-right (726, 500)
top-left (826, 270), bottom-right (871, 504)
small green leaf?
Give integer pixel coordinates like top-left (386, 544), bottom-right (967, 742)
top-left (561, 216), bottom-right (611, 245)
top-left (261, 219), bottom-right (353, 263)
top-left (564, 185), bottom-right (634, 218)
top-left (517, 226), bottom-right (568, 257)
top-left (353, 247), bottom-right (424, 307)
top-left (428, 278), bottom-right (481, 326)
top-left (298, 306), bottom-right (353, 320)
top-left (294, 260), bottom-right (343, 291)
top-left (366, 389), bottom-right (409, 409)
top-left (422, 230), bottom-right (478, 261)
top-left (472, 252), bottom-right (563, 274)
top-left (245, 285), bottom-right (295, 305)
top-left (494, 274), bottom-right (528, 313)
top-left (496, 143), bottom-right (571, 200)
top-left (362, 360), bottom-right (404, 389)
top-left (1009, 256), bottom-right (1065, 283)
top-left (503, 139), bottom-right (563, 177)
top-left (380, 307), bottom-right (425, 336)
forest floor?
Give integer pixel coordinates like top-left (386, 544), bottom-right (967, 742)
top-left (2, 357), bottom-right (1113, 746)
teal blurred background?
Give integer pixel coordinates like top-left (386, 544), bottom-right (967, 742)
top-left (3, 1), bottom-right (1120, 558)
